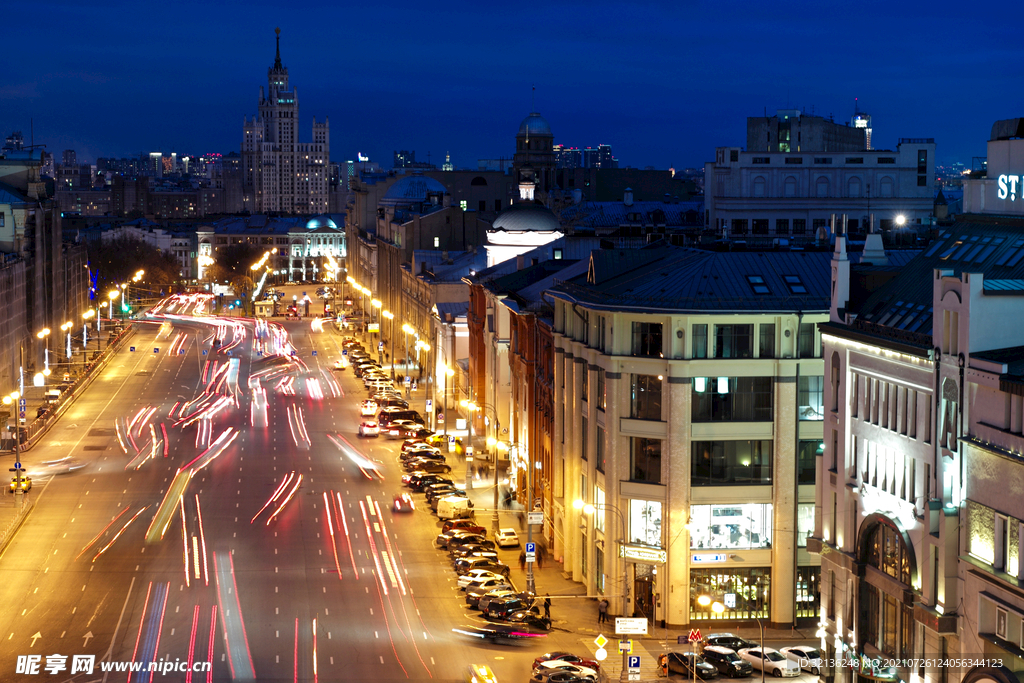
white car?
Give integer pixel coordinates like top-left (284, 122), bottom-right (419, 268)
top-left (457, 569), bottom-right (505, 589)
top-left (534, 660), bottom-right (598, 680)
top-left (459, 573), bottom-right (509, 591)
top-left (494, 528), bottom-right (520, 548)
top-left (358, 420), bottom-right (380, 437)
top-left (737, 647), bottom-right (801, 678)
top-left (360, 400), bottom-right (378, 416)
top-left (779, 646), bottom-right (822, 675)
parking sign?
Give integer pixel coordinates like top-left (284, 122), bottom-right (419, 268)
top-left (525, 542), bottom-right (535, 553)
top-left (628, 656), bottom-right (641, 670)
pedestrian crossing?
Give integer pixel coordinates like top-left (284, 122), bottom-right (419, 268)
top-left (576, 635), bottom-right (663, 680)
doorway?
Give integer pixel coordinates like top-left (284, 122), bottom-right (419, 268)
top-left (634, 563), bottom-right (655, 621)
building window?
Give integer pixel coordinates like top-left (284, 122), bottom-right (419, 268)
top-left (689, 503), bottom-right (772, 549)
top-left (731, 219), bottom-right (748, 235)
top-left (581, 368), bottom-right (589, 402)
top-left (785, 157), bottom-right (803, 165)
top-left (629, 437), bottom-right (661, 483)
top-left (596, 369), bottom-right (606, 411)
top-left (792, 218), bottom-right (807, 235)
top-left (594, 486), bottom-right (605, 532)
top-left (630, 374), bottom-right (663, 421)
top-left (433, 236), bottom-right (440, 248)
top-left (795, 566), bottom-right (820, 618)
top-left (797, 440), bottom-right (822, 484)
top-left (478, 200), bottom-right (486, 212)
top-left (798, 376), bottom-right (825, 421)
top-left (0, 213), bottom-right (4, 227)
top-left (631, 322), bottom-right (663, 358)
top-left (690, 567), bottom-right (770, 620)
top-left (596, 427), bottom-right (606, 473)
top-left (752, 219), bottom-right (769, 234)
top-left (691, 440), bottom-right (773, 486)
top-left (752, 178), bottom-right (766, 197)
top-left (784, 177), bottom-right (797, 197)
top-left (759, 324), bottom-right (775, 358)
top-left (798, 322), bottom-right (817, 357)
top-left (581, 415), bottom-right (588, 461)
top-left (692, 324), bottom-right (708, 359)
top-left (797, 504), bottom-right (815, 547)
top-left (692, 377), bottom-right (773, 422)
top-left (629, 499), bottom-right (662, 547)
top-left (775, 218), bottom-right (789, 235)
top-left (714, 324), bottom-right (753, 358)
top-left (866, 521), bottom-right (912, 585)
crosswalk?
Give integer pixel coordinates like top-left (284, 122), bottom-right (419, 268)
top-left (576, 635), bottom-right (664, 680)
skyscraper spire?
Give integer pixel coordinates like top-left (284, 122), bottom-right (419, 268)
top-left (274, 27), bottom-right (282, 69)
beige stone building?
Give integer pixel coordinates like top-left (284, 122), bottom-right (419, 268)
top-left (547, 247), bottom-right (828, 627)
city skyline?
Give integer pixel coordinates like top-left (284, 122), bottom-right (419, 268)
top-left (0, 0), bottom-right (1019, 169)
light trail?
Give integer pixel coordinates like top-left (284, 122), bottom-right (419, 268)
top-left (205, 606), bottom-right (216, 683)
top-left (185, 605), bottom-right (200, 683)
top-left (293, 618), bottom-right (299, 683)
top-left (126, 582), bottom-right (152, 683)
top-left (160, 423), bottom-right (169, 457)
top-left (312, 617), bottom-right (318, 683)
top-left (323, 492), bottom-right (343, 580)
top-left (92, 506), bottom-right (149, 562)
top-left (75, 505), bottom-right (129, 561)
top-left (115, 420), bottom-right (128, 454)
top-left (145, 470), bottom-right (191, 544)
top-left (373, 501), bottom-right (407, 596)
top-left (195, 494), bottom-right (209, 585)
top-left (334, 492), bottom-right (359, 577)
top-left (358, 501), bottom-right (388, 596)
top-left (180, 496), bottom-right (190, 588)
top-left (267, 473), bottom-right (302, 525)
top-left (251, 472), bottom-right (294, 524)
top-left (214, 552), bottom-right (255, 681)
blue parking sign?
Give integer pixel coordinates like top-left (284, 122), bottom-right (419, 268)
top-left (525, 542), bottom-right (536, 554)
top-left (628, 656), bottom-right (641, 669)
top-left (130, 346), bottom-right (135, 352)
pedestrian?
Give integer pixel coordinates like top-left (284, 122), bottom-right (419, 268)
top-left (598, 598), bottom-right (609, 624)
top-left (536, 545), bottom-right (544, 569)
top-left (543, 595), bottom-right (551, 619)
top-left (519, 550), bottom-right (526, 571)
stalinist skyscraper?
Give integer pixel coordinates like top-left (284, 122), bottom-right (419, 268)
top-left (241, 29), bottom-right (329, 214)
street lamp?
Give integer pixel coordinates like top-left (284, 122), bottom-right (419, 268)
top-left (61, 321), bottom-right (73, 360)
top-left (36, 328), bottom-right (51, 372)
top-left (381, 310), bottom-right (394, 370)
top-left (443, 365), bottom-right (455, 437)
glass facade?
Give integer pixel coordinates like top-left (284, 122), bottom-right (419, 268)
top-left (692, 377), bottom-right (774, 422)
top-left (689, 503), bottom-right (772, 549)
top-left (799, 376), bottom-right (824, 421)
top-left (691, 440), bottom-right (773, 486)
top-left (630, 437), bottom-right (662, 483)
top-left (629, 499), bottom-right (663, 547)
top-left (690, 567), bottom-right (770, 620)
top-left (630, 374), bottom-right (663, 421)
top-left (797, 503), bottom-right (814, 547)
top-left (798, 439), bottom-right (822, 484)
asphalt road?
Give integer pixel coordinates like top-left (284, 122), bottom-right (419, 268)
top-left (0, 297), bottom-right (825, 683)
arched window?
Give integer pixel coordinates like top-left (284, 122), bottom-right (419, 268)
top-left (816, 177), bottom-right (830, 198)
top-left (847, 177), bottom-right (862, 198)
top-left (471, 176), bottom-right (488, 186)
top-left (752, 176), bottom-right (766, 198)
top-left (860, 518), bottom-right (915, 658)
top-left (879, 176), bottom-right (894, 198)
top-left (784, 176), bottom-right (798, 198)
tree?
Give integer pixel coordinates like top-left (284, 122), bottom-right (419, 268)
top-left (206, 243), bottom-right (263, 284)
top-left (88, 235), bottom-right (182, 297)
top-left (230, 275), bottom-right (256, 315)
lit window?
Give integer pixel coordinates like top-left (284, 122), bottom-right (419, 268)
top-left (433, 236), bottom-right (440, 248)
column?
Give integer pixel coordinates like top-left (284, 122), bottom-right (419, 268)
top-left (604, 368), bottom-right (625, 616)
top-left (665, 374), bottom-right (692, 627)
top-left (773, 372), bottom-right (798, 627)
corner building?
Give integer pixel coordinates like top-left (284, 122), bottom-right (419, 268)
top-left (548, 247), bottom-right (829, 627)
top-left (241, 29), bottom-right (329, 215)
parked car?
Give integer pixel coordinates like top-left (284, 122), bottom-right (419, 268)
top-left (457, 569), bottom-right (505, 587)
top-left (665, 652), bottom-right (718, 679)
top-left (360, 400), bottom-right (378, 416)
top-left (442, 519), bottom-right (485, 535)
top-left (458, 570), bottom-right (505, 589)
top-left (456, 557), bottom-right (510, 578)
top-left (358, 420), bottom-right (380, 437)
top-left (494, 528), bottom-right (520, 547)
top-left (466, 581), bottom-right (516, 607)
top-left (447, 534), bottom-right (489, 550)
top-left (504, 610), bottom-right (551, 631)
top-left (451, 548), bottom-right (498, 564)
top-left (533, 653), bottom-right (600, 672)
top-left (410, 461), bottom-right (451, 475)
top-left (437, 497), bottom-right (474, 519)
top-left (779, 646), bottom-right (822, 675)
top-left (702, 634), bottom-right (759, 654)
top-left (736, 648), bottom-right (800, 678)
top-left (437, 528), bottom-right (484, 548)
top-left (532, 660), bottom-right (597, 681)
top-left (701, 646), bottom-right (753, 678)
top-left (405, 474), bottom-right (451, 491)
top-left (528, 669), bottom-right (588, 683)
top-left (477, 588), bottom-right (523, 613)
top-left (482, 594), bottom-right (531, 618)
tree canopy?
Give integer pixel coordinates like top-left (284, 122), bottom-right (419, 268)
top-left (88, 235), bottom-right (181, 296)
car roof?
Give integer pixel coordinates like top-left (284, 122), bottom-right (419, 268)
top-left (498, 528), bottom-right (517, 533)
top-left (703, 645), bottom-right (739, 654)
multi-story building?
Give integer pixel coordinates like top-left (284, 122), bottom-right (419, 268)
top-left (554, 144), bottom-right (618, 170)
top-left (705, 138), bottom-right (936, 240)
top-left (241, 29), bottom-right (329, 215)
top-left (747, 110), bottom-right (866, 154)
top-left (547, 248), bottom-right (830, 627)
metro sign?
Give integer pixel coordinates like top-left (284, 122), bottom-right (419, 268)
top-left (998, 174), bottom-right (1022, 201)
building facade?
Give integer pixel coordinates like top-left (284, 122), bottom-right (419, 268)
top-left (548, 248), bottom-right (829, 627)
top-left (241, 29), bottom-right (329, 215)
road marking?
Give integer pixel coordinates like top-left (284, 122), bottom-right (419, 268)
top-left (431, 657), bottom-right (435, 665)
top-left (275, 630), bottom-right (279, 638)
top-left (379, 655), bottom-right (384, 662)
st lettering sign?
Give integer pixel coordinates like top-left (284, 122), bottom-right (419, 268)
top-left (998, 174), bottom-right (1022, 201)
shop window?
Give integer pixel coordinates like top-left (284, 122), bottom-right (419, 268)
top-left (692, 377), bottom-right (774, 422)
top-left (631, 322), bottom-right (663, 358)
top-left (692, 324), bottom-right (707, 359)
top-left (691, 440), bottom-right (773, 486)
top-left (629, 499), bottom-right (662, 547)
top-left (690, 567), bottom-right (770, 620)
top-left (798, 376), bottom-right (824, 420)
top-left (689, 503), bottom-right (772, 549)
top-left (797, 440), bottom-right (822, 484)
top-left (797, 504), bottom-right (815, 547)
top-left (630, 437), bottom-right (662, 484)
top-left (630, 374), bottom-right (662, 421)
top-left (796, 566), bottom-right (820, 618)
top-left (714, 324), bottom-right (753, 358)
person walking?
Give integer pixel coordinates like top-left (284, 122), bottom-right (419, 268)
top-left (536, 545), bottom-right (544, 569)
top-left (598, 598), bottom-right (609, 624)
top-left (519, 550), bottom-right (526, 571)
top-left (543, 595), bottom-right (551, 620)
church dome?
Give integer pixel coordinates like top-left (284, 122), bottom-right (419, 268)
top-left (518, 112), bottom-right (552, 137)
top-left (490, 202), bottom-right (560, 233)
top-left (305, 215), bottom-right (338, 230)
top-left (381, 173), bottom-right (447, 207)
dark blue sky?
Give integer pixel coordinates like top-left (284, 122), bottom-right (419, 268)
top-left (1, 0), bottom-right (1018, 169)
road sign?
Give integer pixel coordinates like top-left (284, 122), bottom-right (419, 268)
top-left (437, 412), bottom-right (444, 424)
top-left (525, 542), bottom-right (536, 553)
top-left (19, 411), bottom-right (25, 418)
top-left (688, 628), bottom-right (702, 643)
top-left (342, 349), bottom-right (348, 356)
top-left (19, 399), bottom-right (26, 408)
top-left (311, 350), bottom-right (317, 356)
top-left (627, 674), bottom-right (640, 681)
top-left (448, 435), bottom-right (456, 444)
top-left (130, 346), bottom-right (135, 352)
top-left (404, 376), bottom-right (411, 386)
top-left (595, 647), bottom-right (607, 662)
top-left (425, 399), bottom-right (432, 412)
top-left (615, 617), bottom-right (648, 635)
top-left (14, 462), bottom-right (21, 469)
top-left (618, 640), bottom-right (632, 653)
top-left (153, 348), bottom-right (159, 353)
top-left (528, 511), bottom-right (544, 525)
top-left (178, 349), bottom-right (185, 354)
top-left (628, 655), bottom-right (641, 670)
top-left (202, 350), bottom-right (207, 355)
top-left (594, 634), bottom-right (608, 648)
top-left (378, 341), bottom-right (383, 351)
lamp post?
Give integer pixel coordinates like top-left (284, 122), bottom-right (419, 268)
top-left (402, 324), bottom-right (415, 392)
top-left (61, 321), bottom-right (73, 362)
top-left (36, 328), bottom-right (51, 373)
top-left (372, 298), bottom-right (382, 359)
top-left (381, 310), bottom-right (394, 370)
top-left (574, 499), bottom-right (629, 613)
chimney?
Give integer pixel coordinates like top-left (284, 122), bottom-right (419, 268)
top-left (623, 187), bottom-right (633, 207)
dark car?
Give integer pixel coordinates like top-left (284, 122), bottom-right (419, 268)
top-left (423, 482), bottom-right (461, 500)
top-left (667, 653), bottom-right (718, 679)
top-left (437, 528), bottom-right (484, 548)
top-left (447, 533), bottom-right (488, 549)
top-left (528, 671), bottom-right (588, 683)
top-left (406, 474), bottom-right (451, 491)
top-left (466, 582), bottom-right (516, 607)
top-left (702, 634), bottom-right (759, 654)
top-left (533, 653), bottom-right (601, 672)
top-left (414, 462), bottom-right (453, 475)
top-left (504, 610), bottom-right (550, 631)
top-left (443, 519), bottom-right (485, 535)
top-left (482, 595), bottom-right (531, 618)
top-left (701, 646), bottom-right (754, 677)
top-left (478, 588), bottom-right (525, 612)
top-left (402, 456), bottom-right (447, 471)
top-left (455, 557), bottom-right (510, 578)
top-left (451, 547), bottom-right (498, 563)
top-left (452, 623), bottom-right (547, 645)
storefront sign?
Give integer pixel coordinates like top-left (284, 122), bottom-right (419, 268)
top-left (691, 553), bottom-right (727, 564)
top-left (620, 545), bottom-right (667, 563)
top-left (998, 174), bottom-right (1022, 201)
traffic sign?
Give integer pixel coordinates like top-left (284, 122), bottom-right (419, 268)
top-left (19, 411), bottom-right (25, 419)
top-left (342, 349), bottom-right (348, 356)
top-left (153, 348), bottom-right (159, 353)
top-left (130, 346), bottom-right (135, 352)
top-left (594, 634), bottom-right (608, 648)
top-left (14, 462), bottom-right (21, 469)
top-left (19, 399), bottom-right (26, 408)
top-left (615, 618), bottom-right (648, 635)
top-left (202, 350), bottom-right (207, 355)
top-left (378, 341), bottom-right (383, 351)
top-left (437, 412), bottom-right (444, 424)
top-left (688, 628), bottom-right (702, 643)
top-left (525, 542), bottom-right (536, 553)
top-left (404, 376), bottom-right (411, 386)
top-left (628, 655), bottom-right (641, 670)
top-left (425, 399), bottom-right (432, 412)
top-left (448, 435), bottom-right (456, 444)
top-left (618, 640), bottom-right (632, 653)
top-left (312, 350), bottom-right (317, 356)
top-left (528, 512), bottom-right (544, 525)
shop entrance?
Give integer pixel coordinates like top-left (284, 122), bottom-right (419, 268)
top-left (633, 563), bottom-right (655, 621)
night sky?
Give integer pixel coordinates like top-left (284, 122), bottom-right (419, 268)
top-left (2, 0), bottom-right (1019, 170)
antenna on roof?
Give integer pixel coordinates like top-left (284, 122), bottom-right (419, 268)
top-left (532, 84), bottom-right (535, 112)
